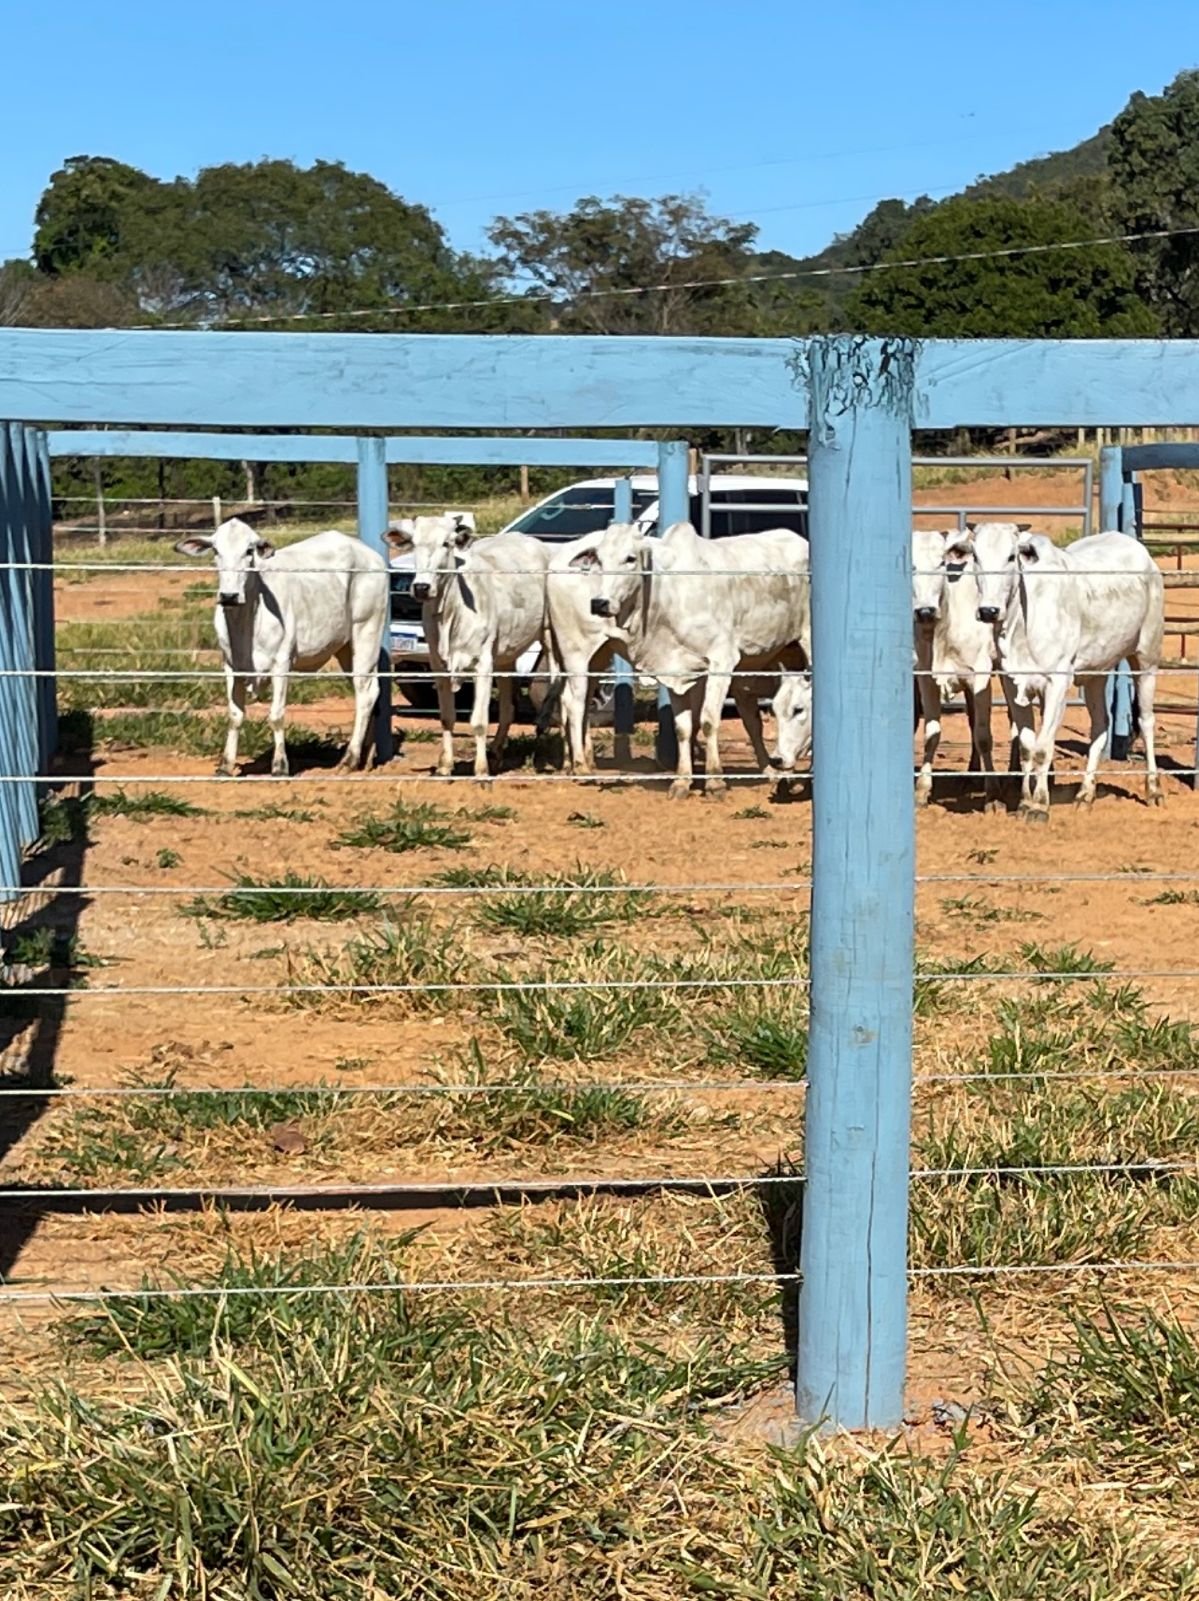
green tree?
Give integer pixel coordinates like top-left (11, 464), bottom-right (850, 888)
top-left (487, 193), bottom-right (764, 334)
top-left (1109, 69), bottom-right (1199, 334)
top-left (847, 195), bottom-right (1156, 336)
top-left (34, 156), bottom-right (158, 277)
top-left (28, 156), bottom-right (521, 331)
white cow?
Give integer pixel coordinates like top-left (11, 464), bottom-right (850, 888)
top-left (768, 670), bottom-right (813, 776)
top-left (560, 521), bottom-right (810, 797)
top-left (385, 514), bottom-right (551, 778)
top-left (969, 522), bottom-right (1164, 821)
top-left (176, 519), bottom-right (388, 777)
top-left (912, 526), bottom-right (1011, 811)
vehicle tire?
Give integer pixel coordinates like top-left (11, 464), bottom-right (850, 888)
top-left (397, 676), bottom-right (440, 711)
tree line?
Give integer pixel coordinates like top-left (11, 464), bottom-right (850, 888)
top-left (8, 69), bottom-right (1199, 517)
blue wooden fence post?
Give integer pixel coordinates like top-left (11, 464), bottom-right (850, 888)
top-left (30, 429), bottom-right (56, 764)
top-left (798, 337), bottom-right (916, 1431)
top-left (355, 436), bottom-right (393, 765)
top-left (5, 427), bottom-right (39, 848)
top-left (655, 441), bottom-right (688, 770)
top-left (612, 475), bottom-right (635, 760)
top-left (1099, 447), bottom-right (1135, 760)
top-left (0, 426), bottom-right (22, 903)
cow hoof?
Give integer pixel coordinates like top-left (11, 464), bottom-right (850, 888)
top-left (271, 759), bottom-right (289, 778)
top-left (1150, 790), bottom-right (1166, 809)
top-left (984, 799), bottom-right (1004, 815)
top-left (1073, 792), bottom-right (1095, 811)
top-left (1021, 807), bottom-right (1049, 825)
top-left (703, 779), bottom-right (729, 799)
top-left (215, 764), bottom-right (235, 778)
top-left (668, 779), bottom-right (693, 800)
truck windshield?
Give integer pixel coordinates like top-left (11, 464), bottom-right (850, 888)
top-left (508, 486), bottom-right (656, 540)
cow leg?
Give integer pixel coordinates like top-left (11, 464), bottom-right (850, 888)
top-left (699, 668), bottom-right (734, 796)
top-left (915, 674), bottom-right (941, 807)
top-left (1012, 704), bottom-right (1037, 813)
top-left (972, 680), bottom-right (1001, 811)
top-left (492, 669), bottom-right (516, 770)
top-left (268, 665), bottom-right (290, 777)
top-left (1131, 655), bottom-right (1164, 807)
top-left (336, 639), bottom-right (381, 772)
top-left (1076, 676), bottom-right (1108, 809)
top-left (668, 692), bottom-right (695, 799)
top-left (730, 675), bottom-right (771, 771)
top-left (218, 663), bottom-right (246, 777)
top-left (471, 656), bottom-right (494, 780)
top-left (1025, 680), bottom-right (1067, 822)
top-left (431, 652), bottom-right (456, 778)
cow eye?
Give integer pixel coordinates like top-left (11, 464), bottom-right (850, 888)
top-left (624, 554), bottom-right (637, 565)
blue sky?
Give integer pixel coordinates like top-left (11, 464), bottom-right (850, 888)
top-left (1, 0), bottom-right (1194, 269)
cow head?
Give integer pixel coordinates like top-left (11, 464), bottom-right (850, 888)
top-left (912, 528), bottom-right (976, 631)
top-left (566, 522), bottom-right (648, 621)
top-left (769, 671), bottom-right (813, 772)
top-left (175, 517), bottom-right (275, 608)
top-left (385, 512), bottom-right (476, 603)
top-left (968, 521), bottom-right (1034, 625)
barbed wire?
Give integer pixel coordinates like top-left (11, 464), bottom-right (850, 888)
top-left (128, 223), bottom-right (1199, 331)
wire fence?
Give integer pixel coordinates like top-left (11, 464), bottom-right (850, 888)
top-left (5, 523), bottom-right (1199, 1327)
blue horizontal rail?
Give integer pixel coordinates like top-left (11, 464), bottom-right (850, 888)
top-left (46, 430), bottom-right (661, 468)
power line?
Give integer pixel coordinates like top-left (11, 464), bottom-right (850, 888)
top-left (134, 223), bottom-right (1199, 331)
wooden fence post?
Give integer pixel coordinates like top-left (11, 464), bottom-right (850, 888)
top-left (798, 336), bottom-right (916, 1430)
top-left (612, 475), bottom-right (635, 762)
top-left (654, 441), bottom-right (688, 770)
top-left (0, 427), bottom-right (23, 902)
top-left (1099, 446), bottom-right (1135, 760)
top-left (92, 459), bottom-right (106, 548)
top-left (5, 426), bottom-right (40, 850)
top-left (30, 429), bottom-right (56, 766)
top-left (355, 436), bottom-right (393, 765)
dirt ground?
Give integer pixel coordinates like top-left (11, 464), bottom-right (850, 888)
top-left (6, 479), bottom-right (1199, 1427)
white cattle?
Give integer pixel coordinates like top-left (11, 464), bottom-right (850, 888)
top-left (176, 520), bottom-right (387, 777)
top-left (768, 670), bottom-right (813, 775)
top-left (969, 522), bottom-right (1164, 820)
top-left (912, 526), bottom-right (1011, 810)
top-left (559, 521), bottom-right (811, 797)
top-left (385, 514), bottom-right (550, 777)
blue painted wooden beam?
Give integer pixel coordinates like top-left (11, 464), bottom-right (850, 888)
top-left (46, 429), bottom-right (660, 468)
top-left (798, 336), bottom-right (915, 1431)
top-left (1098, 446), bottom-right (1123, 532)
top-left (611, 476), bottom-right (635, 758)
top-left (15, 334), bottom-right (1199, 429)
top-left (356, 437), bottom-right (393, 764)
top-left (30, 431), bottom-right (57, 763)
top-left (654, 441), bottom-right (688, 770)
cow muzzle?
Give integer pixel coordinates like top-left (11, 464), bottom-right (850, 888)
top-left (411, 582), bottom-right (432, 603)
top-left (589, 597), bottom-right (614, 618)
top-left (768, 755), bottom-right (786, 771)
top-left (913, 606), bottom-right (937, 626)
top-left (218, 593), bottom-right (243, 608)
top-left (976, 606), bottom-right (1000, 624)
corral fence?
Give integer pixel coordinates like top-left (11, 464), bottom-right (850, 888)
top-left (3, 332), bottom-right (1199, 1432)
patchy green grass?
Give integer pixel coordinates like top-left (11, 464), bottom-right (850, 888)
top-left (155, 847), bottom-right (182, 869)
top-left (286, 916), bottom-right (468, 1013)
top-left (473, 868), bottom-right (653, 939)
top-left (705, 996), bottom-right (808, 1080)
top-left (92, 788), bottom-right (207, 820)
top-left (334, 799), bottom-right (474, 853)
top-left (58, 707), bottom-right (342, 764)
top-left (184, 871), bottom-right (383, 923)
top-left (493, 942), bottom-right (681, 1061)
top-left (940, 894), bottom-right (1044, 925)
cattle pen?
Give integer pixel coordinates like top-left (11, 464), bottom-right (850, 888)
top-left (4, 332), bottom-right (1199, 1591)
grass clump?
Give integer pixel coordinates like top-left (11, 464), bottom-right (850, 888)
top-left (185, 870), bottom-right (383, 923)
top-left (334, 798), bottom-right (473, 853)
top-left (423, 1047), bottom-right (689, 1154)
top-left (705, 996), bottom-right (808, 1080)
top-left (492, 941), bottom-right (681, 1061)
top-left (474, 866), bottom-right (653, 938)
top-left (91, 788), bottom-right (207, 820)
top-left (287, 916), bottom-right (468, 1013)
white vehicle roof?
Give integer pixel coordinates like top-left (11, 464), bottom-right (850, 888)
top-left (552, 472), bottom-right (808, 493)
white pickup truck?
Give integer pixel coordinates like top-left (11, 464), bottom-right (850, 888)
top-left (387, 471), bottom-right (809, 708)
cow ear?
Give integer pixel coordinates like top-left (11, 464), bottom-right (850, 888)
top-left (945, 530), bottom-right (974, 560)
top-left (449, 512), bottom-right (476, 546)
top-left (174, 536), bottom-right (213, 558)
top-left (452, 525), bottom-right (473, 549)
top-left (569, 548), bottom-right (600, 572)
top-left (1014, 522), bottom-right (1032, 533)
top-left (385, 521), bottom-right (414, 551)
top-left (255, 539), bottom-right (275, 559)
top-left (1017, 533), bottom-right (1040, 561)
